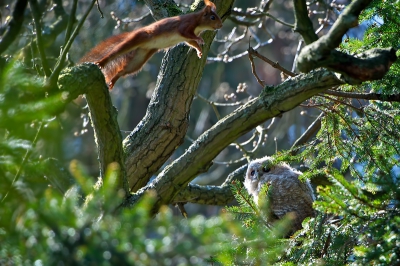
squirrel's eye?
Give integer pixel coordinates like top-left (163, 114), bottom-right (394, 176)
top-left (250, 170), bottom-right (255, 176)
top-left (210, 15), bottom-right (215, 20)
top-left (263, 166), bottom-right (271, 173)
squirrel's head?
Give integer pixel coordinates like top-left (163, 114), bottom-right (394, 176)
top-left (202, 0), bottom-right (223, 30)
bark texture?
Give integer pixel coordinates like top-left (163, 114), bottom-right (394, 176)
top-left (58, 64), bottom-right (129, 195)
top-left (122, 0), bottom-right (234, 192)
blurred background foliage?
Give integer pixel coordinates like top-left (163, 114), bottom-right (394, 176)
top-left (0, 0), bottom-right (399, 264)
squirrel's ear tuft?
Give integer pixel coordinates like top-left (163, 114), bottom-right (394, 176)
top-left (204, 0), bottom-right (217, 12)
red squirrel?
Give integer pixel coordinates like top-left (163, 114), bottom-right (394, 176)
top-left (80, 0), bottom-right (222, 89)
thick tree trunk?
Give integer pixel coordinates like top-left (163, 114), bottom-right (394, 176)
top-left (122, 0), bottom-right (234, 192)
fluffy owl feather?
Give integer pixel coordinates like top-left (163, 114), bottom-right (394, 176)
top-left (244, 156), bottom-right (315, 231)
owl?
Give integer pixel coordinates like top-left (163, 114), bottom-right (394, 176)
top-left (244, 156), bottom-right (315, 231)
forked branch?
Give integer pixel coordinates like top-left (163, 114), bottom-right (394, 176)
top-left (294, 0), bottom-right (397, 84)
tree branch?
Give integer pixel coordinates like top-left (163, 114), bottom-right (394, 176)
top-left (293, 0), bottom-right (318, 45)
top-left (290, 112), bottom-right (324, 155)
top-left (248, 47), bottom-right (297, 77)
top-left (125, 69), bottom-right (345, 213)
top-left (295, 0), bottom-right (398, 84)
top-left (58, 64), bottom-right (129, 195)
top-left (123, 0), bottom-right (234, 192)
top-left (173, 165), bottom-right (248, 206)
top-left (63, 0), bottom-right (78, 47)
top-left (324, 89), bottom-right (400, 102)
top-left (0, 0), bottom-right (28, 55)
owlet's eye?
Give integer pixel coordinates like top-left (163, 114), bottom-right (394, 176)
top-left (250, 170), bottom-right (255, 176)
top-left (263, 166), bottom-right (271, 173)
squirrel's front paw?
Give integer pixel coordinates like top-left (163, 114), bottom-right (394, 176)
top-left (195, 47), bottom-right (203, 58)
top-left (107, 82), bottom-right (114, 90)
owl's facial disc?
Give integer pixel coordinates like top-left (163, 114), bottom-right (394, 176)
top-left (250, 169), bottom-right (258, 180)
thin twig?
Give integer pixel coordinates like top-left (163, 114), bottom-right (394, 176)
top-left (29, 0), bottom-right (51, 77)
top-left (250, 118), bottom-right (277, 154)
top-left (111, 11), bottom-right (151, 27)
top-left (248, 47), bottom-right (297, 77)
top-left (235, 130), bottom-right (258, 146)
top-left (324, 89), bottom-right (400, 102)
top-left (64, 0), bottom-right (78, 45)
top-left (213, 156), bottom-right (247, 165)
top-left (248, 44), bottom-right (265, 87)
top-left (264, 12), bottom-right (294, 28)
top-left (230, 9), bottom-right (294, 28)
top-left (195, 94), bottom-right (250, 164)
top-left (292, 40), bottom-right (303, 72)
top-left (331, 108), bottom-right (380, 172)
top-left (319, 94), bottom-right (363, 111)
top-left (290, 112), bottom-right (324, 154)
top-left (196, 93), bottom-right (243, 107)
top-left (96, 0), bottom-right (104, 18)
top-left (1, 122), bottom-right (44, 203)
top-left (208, 98), bottom-right (252, 159)
top-left (235, 182), bottom-right (272, 229)
top-left (48, 0), bottom-right (97, 89)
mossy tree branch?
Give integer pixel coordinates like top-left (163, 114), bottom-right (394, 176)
top-left (172, 165), bottom-right (247, 206)
top-left (125, 69), bottom-right (345, 213)
top-left (58, 64), bottom-right (128, 196)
